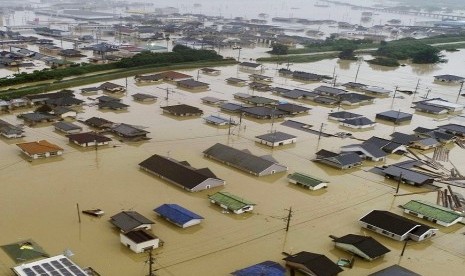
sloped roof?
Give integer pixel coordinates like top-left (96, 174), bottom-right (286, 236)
top-left (255, 131), bottom-right (296, 143)
top-left (203, 143), bottom-right (286, 174)
top-left (328, 111), bottom-right (363, 119)
top-left (402, 200), bottom-right (462, 224)
top-left (139, 154), bottom-right (223, 190)
top-left (208, 191), bottom-right (255, 211)
top-left (283, 251), bottom-right (343, 276)
top-left (288, 172), bottom-right (328, 187)
top-left (154, 204), bottom-right (204, 226)
top-left (341, 117), bottom-right (375, 126)
top-left (16, 140), bottom-right (63, 154)
top-left (232, 261), bottom-right (285, 276)
top-left (123, 229), bottom-right (158, 243)
top-left (53, 121), bottom-right (82, 131)
top-left (110, 211), bottom-right (154, 232)
top-left (382, 166), bottom-right (433, 185)
top-left (332, 234), bottom-right (390, 259)
top-left (368, 265), bottom-right (421, 276)
top-left (342, 143), bottom-right (387, 159)
top-left (161, 104), bottom-right (203, 115)
top-left (177, 79), bottom-right (209, 88)
top-left (276, 103), bottom-right (311, 113)
top-left (67, 132), bottom-right (112, 144)
top-left (360, 210), bottom-right (429, 236)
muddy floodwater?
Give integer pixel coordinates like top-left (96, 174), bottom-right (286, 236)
top-left (1, 47), bottom-right (465, 275)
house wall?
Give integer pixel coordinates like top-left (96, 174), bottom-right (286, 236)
top-left (257, 137), bottom-right (296, 147)
top-left (182, 219), bottom-right (203, 228)
top-left (24, 150), bottom-right (63, 159)
top-left (359, 221), bottom-right (407, 241)
top-left (408, 229), bottom-right (437, 241)
top-left (259, 164), bottom-right (288, 176)
top-left (341, 122), bottom-right (375, 129)
top-left (73, 140), bottom-right (109, 147)
top-left (190, 178), bottom-right (225, 192)
top-left (120, 234), bottom-right (159, 253)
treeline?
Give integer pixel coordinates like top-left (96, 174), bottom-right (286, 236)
top-left (371, 38), bottom-right (444, 65)
top-left (0, 45), bottom-right (224, 88)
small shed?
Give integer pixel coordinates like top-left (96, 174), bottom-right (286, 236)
top-left (376, 110), bottom-right (413, 124)
top-left (287, 172), bottom-right (328, 190)
top-left (208, 191), bottom-right (255, 214)
top-left (120, 229), bottom-right (160, 253)
top-left (154, 204), bottom-right (204, 228)
top-left (255, 131), bottom-right (297, 147)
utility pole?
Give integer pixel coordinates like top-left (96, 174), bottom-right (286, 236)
top-left (125, 77), bottom-right (128, 90)
top-left (332, 75), bottom-right (338, 87)
top-left (147, 248), bottom-right (156, 276)
top-left (237, 48), bottom-right (241, 61)
top-left (285, 207), bottom-right (293, 232)
top-left (228, 116), bottom-right (232, 136)
top-left (197, 70), bottom-right (200, 81)
top-left (318, 123), bottom-right (324, 141)
top-left (396, 172), bottom-right (403, 194)
top-left (354, 58), bottom-right (362, 83)
top-left (414, 79), bottom-right (420, 95)
top-left (390, 86), bottom-right (398, 109)
top-left (456, 81), bottom-right (464, 103)
top-left (425, 88), bottom-right (431, 99)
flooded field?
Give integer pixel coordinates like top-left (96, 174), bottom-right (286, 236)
top-left (1, 44), bottom-right (465, 276)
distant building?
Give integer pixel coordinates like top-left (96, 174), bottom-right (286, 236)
top-left (434, 74), bottom-right (465, 83)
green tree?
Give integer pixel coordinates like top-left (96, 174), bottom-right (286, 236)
top-left (270, 43), bottom-right (289, 55)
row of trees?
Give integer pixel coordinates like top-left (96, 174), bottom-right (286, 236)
top-left (374, 38), bottom-right (445, 65)
top-left (0, 45), bottom-right (224, 87)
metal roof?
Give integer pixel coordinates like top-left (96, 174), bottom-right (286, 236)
top-left (333, 234), bottom-right (390, 259)
top-left (402, 200), bottom-right (462, 224)
top-left (208, 191), bottom-right (255, 211)
top-left (255, 131), bottom-right (296, 142)
top-left (287, 172), bottom-right (328, 187)
top-left (232, 261), bottom-right (285, 276)
top-left (154, 204), bottom-right (204, 226)
top-left (110, 211), bottom-right (154, 233)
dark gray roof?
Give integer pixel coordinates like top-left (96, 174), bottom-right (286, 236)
top-left (342, 143), bottom-right (387, 159)
top-left (46, 97), bottom-right (84, 107)
top-left (328, 111), bottom-right (363, 119)
top-left (276, 103), bottom-right (311, 113)
top-left (339, 93), bottom-right (374, 102)
top-left (226, 77), bottom-right (247, 83)
top-left (239, 62), bottom-right (261, 68)
top-left (177, 79), bottom-right (209, 88)
top-left (97, 95), bottom-right (120, 103)
top-left (382, 165), bottom-right (434, 185)
top-left (434, 74), bottom-right (465, 81)
top-left (220, 102), bottom-right (247, 112)
top-left (341, 117), bottom-right (375, 126)
top-left (283, 251), bottom-right (343, 276)
top-left (413, 103), bottom-right (447, 114)
top-left (67, 132), bottom-right (112, 144)
top-left (110, 211), bottom-right (154, 233)
top-left (203, 143), bottom-right (285, 174)
top-left (368, 265), bottom-right (421, 276)
top-left (139, 154), bottom-right (222, 190)
top-left (332, 234), bottom-right (390, 259)
top-left (360, 210), bottom-right (428, 236)
top-left (272, 87), bottom-right (292, 94)
top-left (85, 117), bottom-right (113, 128)
top-left (390, 132), bottom-right (420, 145)
top-left (342, 82), bottom-right (368, 89)
top-left (364, 137), bottom-right (404, 153)
top-left (161, 104), bottom-right (203, 115)
top-left (241, 106), bottom-right (287, 117)
top-left (439, 124), bottom-right (465, 136)
top-left (53, 121), bottom-right (82, 131)
top-left (376, 110), bottom-right (412, 120)
top-left (98, 101), bottom-right (129, 110)
top-left (20, 112), bottom-right (56, 122)
top-left (315, 85), bottom-right (347, 96)
top-left (256, 131), bottom-right (296, 142)
top-left (132, 93), bottom-right (157, 100)
top-left (111, 123), bottom-right (148, 137)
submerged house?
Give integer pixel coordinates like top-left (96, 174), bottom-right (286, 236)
top-left (99, 82), bottom-right (126, 93)
top-left (16, 140), bottom-right (63, 159)
top-left (434, 74), bottom-right (465, 83)
top-left (314, 149), bottom-right (363, 170)
top-left (287, 172), bottom-right (329, 190)
top-left (330, 234), bottom-right (390, 261)
top-left (161, 104), bottom-right (203, 117)
top-left (176, 79), bottom-right (210, 91)
top-left (120, 229), bottom-right (160, 253)
top-left (232, 261), bottom-right (285, 276)
top-left (208, 191), bottom-right (255, 214)
top-left (139, 154), bottom-right (225, 192)
top-left (283, 251), bottom-right (343, 276)
top-left (359, 210), bottom-right (437, 241)
top-left (203, 143), bottom-right (288, 176)
top-left (255, 131), bottom-right (297, 147)
top-left (0, 119), bottom-right (24, 138)
top-left (153, 203), bottom-right (204, 228)
top-left (226, 77), bottom-right (248, 86)
top-left (111, 123), bottom-right (149, 140)
top-left (67, 132), bottom-right (112, 147)
top-left (401, 200), bottom-right (463, 227)
top-left (340, 143), bottom-right (387, 162)
top-left (110, 211), bottom-right (154, 233)
top-left (238, 62), bottom-right (261, 72)
top-left (53, 121), bottom-right (82, 134)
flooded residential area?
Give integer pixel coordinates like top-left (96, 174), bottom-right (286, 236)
top-left (1, 1), bottom-right (465, 276)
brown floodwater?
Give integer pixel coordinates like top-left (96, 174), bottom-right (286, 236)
top-left (1, 48), bottom-right (465, 276)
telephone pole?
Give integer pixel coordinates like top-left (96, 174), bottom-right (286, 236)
top-left (285, 207), bottom-right (293, 232)
top-left (456, 81), bottom-right (464, 103)
top-left (147, 249), bottom-right (156, 276)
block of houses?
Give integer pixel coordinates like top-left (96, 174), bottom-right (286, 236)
top-left (225, 77), bottom-right (247, 86)
top-left (134, 74), bottom-right (164, 84)
top-left (376, 110), bottom-right (413, 124)
top-left (330, 234), bottom-right (390, 261)
top-left (110, 211), bottom-right (154, 233)
top-left (200, 67), bottom-right (221, 76)
top-left (153, 203), bottom-right (204, 228)
top-left (434, 74), bottom-right (465, 83)
top-left (99, 82), bottom-right (126, 93)
top-left (176, 79), bottom-right (210, 91)
top-left (139, 154), bottom-right (225, 192)
top-left (232, 261), bottom-right (285, 276)
top-left (368, 265), bottom-right (421, 276)
top-left (340, 117), bottom-right (376, 129)
top-left (401, 200), bottom-right (463, 227)
top-left (241, 106), bottom-right (287, 119)
top-left (204, 115), bottom-right (235, 126)
top-left (16, 140), bottom-right (63, 159)
top-left (203, 143), bottom-right (288, 176)
top-left (314, 149), bottom-right (363, 169)
top-left (161, 104), bottom-right (203, 117)
top-left (340, 143), bottom-right (387, 162)
top-left (67, 132), bottom-right (112, 147)
top-left (201, 96), bottom-right (227, 106)
top-left (238, 62), bottom-right (261, 72)
top-left (414, 98), bottom-right (463, 114)
top-left (359, 210), bottom-right (438, 241)
top-left (255, 131), bottom-right (296, 147)
top-left (120, 229), bottom-right (160, 253)
top-left (287, 172), bottom-right (328, 190)
top-left (132, 93), bottom-right (157, 102)
top-left (53, 121), bottom-right (82, 134)
top-left (111, 123), bottom-right (149, 140)
top-left (283, 251), bottom-right (343, 276)
top-left (208, 191), bottom-right (255, 214)
top-left (0, 119), bottom-right (24, 138)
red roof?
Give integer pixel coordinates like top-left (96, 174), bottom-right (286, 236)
top-left (16, 140), bottom-right (63, 154)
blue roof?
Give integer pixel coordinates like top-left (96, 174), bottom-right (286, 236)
top-left (232, 261), bottom-right (285, 276)
top-left (154, 204), bottom-right (204, 226)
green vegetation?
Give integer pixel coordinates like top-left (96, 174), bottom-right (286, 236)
top-left (269, 43), bottom-right (289, 55)
top-left (257, 52), bottom-right (339, 63)
top-left (0, 45), bottom-right (223, 89)
top-left (366, 57), bottom-right (401, 67)
top-left (375, 38), bottom-right (444, 64)
top-left (0, 59), bottom-right (237, 100)
top-left (338, 44), bottom-right (358, 60)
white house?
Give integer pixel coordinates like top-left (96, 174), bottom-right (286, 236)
top-left (255, 131), bottom-right (297, 147)
top-left (120, 229), bottom-right (160, 253)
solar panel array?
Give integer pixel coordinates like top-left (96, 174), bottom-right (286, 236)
top-left (14, 256), bottom-right (87, 276)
